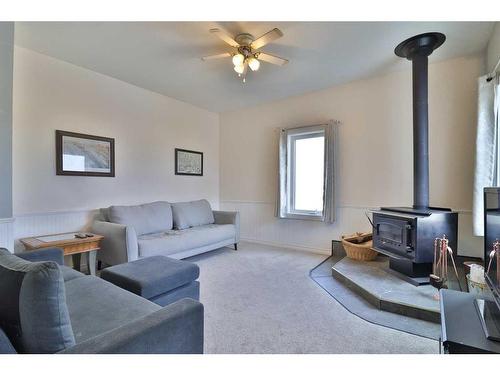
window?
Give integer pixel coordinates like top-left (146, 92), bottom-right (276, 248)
top-left (279, 125), bottom-right (328, 220)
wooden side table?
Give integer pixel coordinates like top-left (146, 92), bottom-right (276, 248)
top-left (20, 232), bottom-right (104, 276)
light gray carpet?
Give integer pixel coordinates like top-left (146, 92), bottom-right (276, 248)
top-left (187, 242), bottom-right (438, 354)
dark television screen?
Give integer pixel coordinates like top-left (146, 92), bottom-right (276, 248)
top-left (484, 187), bottom-right (500, 309)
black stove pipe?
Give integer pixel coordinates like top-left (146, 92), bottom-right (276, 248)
top-left (412, 53), bottom-right (430, 208)
top-left (395, 32), bottom-right (445, 209)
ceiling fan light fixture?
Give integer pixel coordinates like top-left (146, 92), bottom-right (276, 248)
top-left (248, 57), bottom-right (260, 71)
top-left (234, 64), bottom-right (245, 74)
top-left (232, 53), bottom-right (244, 66)
top-left (204, 27), bottom-right (287, 81)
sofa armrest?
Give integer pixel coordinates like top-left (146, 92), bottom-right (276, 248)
top-left (91, 220), bottom-right (138, 265)
top-left (16, 247), bottom-right (64, 265)
top-left (213, 210), bottom-right (239, 225)
top-left (58, 298), bottom-right (204, 354)
top-left (213, 210), bottom-right (240, 243)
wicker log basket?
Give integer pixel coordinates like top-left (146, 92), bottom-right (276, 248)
top-left (341, 232), bottom-right (378, 261)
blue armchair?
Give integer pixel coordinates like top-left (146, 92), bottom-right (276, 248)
top-left (0, 248), bottom-right (204, 354)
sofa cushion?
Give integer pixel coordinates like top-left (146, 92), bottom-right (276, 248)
top-left (61, 265), bottom-right (85, 282)
top-left (64, 276), bottom-right (160, 343)
top-left (138, 224), bottom-right (235, 257)
top-left (0, 248), bottom-right (75, 353)
top-left (109, 201), bottom-right (173, 235)
top-left (171, 199), bottom-right (214, 230)
top-left (99, 207), bottom-right (110, 222)
top-left (16, 247), bottom-right (64, 265)
top-left (100, 256), bottom-right (199, 299)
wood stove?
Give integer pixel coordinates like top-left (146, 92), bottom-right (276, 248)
top-left (372, 32), bottom-right (458, 282)
top-left (373, 207), bottom-right (458, 281)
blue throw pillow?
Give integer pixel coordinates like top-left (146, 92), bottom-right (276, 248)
top-left (0, 248), bottom-right (75, 353)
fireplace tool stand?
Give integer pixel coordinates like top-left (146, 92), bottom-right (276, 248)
top-left (486, 240), bottom-right (500, 275)
top-left (430, 235), bottom-right (462, 299)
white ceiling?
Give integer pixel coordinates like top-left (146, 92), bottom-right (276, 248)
top-left (14, 22), bottom-right (495, 113)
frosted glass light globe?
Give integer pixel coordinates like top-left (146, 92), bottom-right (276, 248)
top-left (248, 57), bottom-right (260, 71)
top-left (232, 54), bottom-right (244, 66)
top-left (234, 64), bottom-right (245, 74)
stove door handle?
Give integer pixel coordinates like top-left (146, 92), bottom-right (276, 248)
top-left (405, 224), bottom-right (414, 250)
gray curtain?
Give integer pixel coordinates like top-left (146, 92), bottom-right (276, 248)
top-left (473, 74), bottom-right (499, 236)
top-left (276, 128), bottom-right (287, 218)
top-left (275, 121), bottom-right (337, 223)
top-left (323, 121), bottom-right (337, 223)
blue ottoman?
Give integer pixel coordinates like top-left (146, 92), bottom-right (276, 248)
top-left (100, 256), bottom-right (200, 307)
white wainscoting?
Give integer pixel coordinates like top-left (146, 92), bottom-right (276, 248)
top-left (220, 200), bottom-right (483, 258)
top-left (13, 210), bottom-right (95, 252)
top-left (10, 203), bottom-right (482, 257)
top-left (0, 217), bottom-right (15, 252)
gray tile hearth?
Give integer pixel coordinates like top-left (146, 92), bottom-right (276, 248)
top-left (311, 256), bottom-right (441, 340)
top-left (332, 256), bottom-right (441, 322)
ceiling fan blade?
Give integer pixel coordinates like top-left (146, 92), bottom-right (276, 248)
top-left (209, 28), bottom-right (240, 48)
top-left (250, 28), bottom-right (283, 49)
top-left (257, 52), bottom-right (288, 66)
top-left (201, 52), bottom-right (232, 61)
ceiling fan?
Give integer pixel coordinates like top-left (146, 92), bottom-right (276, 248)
top-left (202, 27), bottom-right (288, 83)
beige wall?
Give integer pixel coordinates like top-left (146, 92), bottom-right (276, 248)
top-left (11, 44), bottom-right (488, 256)
top-left (220, 55), bottom-right (484, 257)
top-left (12, 47), bottom-right (219, 243)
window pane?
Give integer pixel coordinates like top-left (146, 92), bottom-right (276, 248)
top-left (294, 135), bottom-right (324, 212)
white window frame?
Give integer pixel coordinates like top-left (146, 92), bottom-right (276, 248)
top-left (282, 125), bottom-right (327, 220)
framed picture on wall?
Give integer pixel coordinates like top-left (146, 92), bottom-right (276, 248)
top-left (56, 130), bottom-right (115, 177)
top-left (175, 148), bottom-right (203, 176)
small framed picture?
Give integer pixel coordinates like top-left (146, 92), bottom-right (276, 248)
top-left (175, 148), bottom-right (203, 176)
top-left (56, 130), bottom-right (115, 177)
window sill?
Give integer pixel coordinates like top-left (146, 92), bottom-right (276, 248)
top-left (280, 213), bottom-right (324, 221)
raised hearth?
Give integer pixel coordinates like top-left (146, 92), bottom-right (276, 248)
top-left (332, 256), bottom-right (441, 322)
